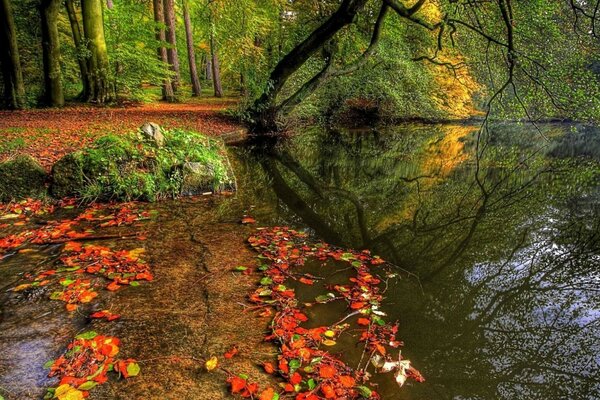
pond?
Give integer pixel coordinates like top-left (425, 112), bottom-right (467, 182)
top-left (230, 122), bottom-right (600, 400)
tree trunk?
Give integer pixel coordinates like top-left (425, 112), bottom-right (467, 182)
top-left (0, 0), bottom-right (26, 109)
top-left (65, 0), bottom-right (90, 99)
top-left (209, 29), bottom-right (223, 97)
top-left (250, 0), bottom-right (369, 132)
top-left (81, 0), bottom-right (110, 103)
top-left (40, 0), bottom-right (64, 107)
top-left (182, 0), bottom-right (201, 96)
top-left (163, 0), bottom-right (180, 91)
top-left (153, 0), bottom-right (175, 102)
top-left (205, 57), bottom-right (212, 80)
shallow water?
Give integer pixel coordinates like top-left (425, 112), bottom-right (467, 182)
top-left (231, 122), bottom-right (600, 400)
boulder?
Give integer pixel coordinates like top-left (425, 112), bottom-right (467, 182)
top-left (0, 155), bottom-right (48, 202)
top-left (139, 122), bottom-right (165, 147)
top-left (50, 152), bottom-right (85, 198)
top-left (180, 162), bottom-right (216, 195)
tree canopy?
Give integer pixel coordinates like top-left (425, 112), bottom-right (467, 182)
top-left (0, 0), bottom-right (598, 128)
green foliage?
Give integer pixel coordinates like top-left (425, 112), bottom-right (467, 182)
top-left (104, 1), bottom-right (173, 102)
top-left (52, 129), bottom-right (233, 202)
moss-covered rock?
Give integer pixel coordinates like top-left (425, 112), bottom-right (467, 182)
top-left (0, 155), bottom-right (48, 202)
top-left (48, 126), bottom-right (236, 201)
top-left (50, 152), bottom-right (85, 198)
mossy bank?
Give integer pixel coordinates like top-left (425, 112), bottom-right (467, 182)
top-left (0, 124), bottom-right (236, 202)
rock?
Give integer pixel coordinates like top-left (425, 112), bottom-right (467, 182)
top-left (140, 122), bottom-right (165, 147)
top-left (50, 152), bottom-right (85, 198)
top-left (180, 162), bottom-right (216, 195)
top-left (0, 155), bottom-right (48, 202)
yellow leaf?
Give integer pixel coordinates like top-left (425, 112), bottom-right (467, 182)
top-left (205, 356), bottom-right (218, 371)
top-left (324, 330), bottom-right (335, 338)
top-left (12, 284), bottom-right (31, 292)
top-left (322, 339), bottom-right (337, 346)
top-left (54, 384), bottom-right (85, 400)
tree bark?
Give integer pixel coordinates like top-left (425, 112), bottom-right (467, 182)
top-left (205, 57), bottom-right (212, 80)
top-left (182, 0), bottom-right (201, 96)
top-left (0, 0), bottom-right (26, 109)
top-left (81, 0), bottom-right (110, 103)
top-left (153, 0), bottom-right (175, 102)
top-left (40, 0), bottom-right (64, 107)
top-left (65, 0), bottom-right (91, 99)
top-left (210, 31), bottom-right (223, 98)
top-left (163, 0), bottom-right (180, 90)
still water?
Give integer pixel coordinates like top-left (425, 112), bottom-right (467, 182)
top-left (231, 123), bottom-right (600, 400)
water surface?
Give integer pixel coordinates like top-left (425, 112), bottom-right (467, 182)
top-left (231, 123), bottom-right (600, 400)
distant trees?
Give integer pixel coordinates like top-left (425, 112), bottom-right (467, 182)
top-left (0, 0), bottom-right (26, 109)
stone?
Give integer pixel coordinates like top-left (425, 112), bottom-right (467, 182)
top-left (0, 155), bottom-right (48, 202)
top-left (180, 162), bottom-right (216, 195)
top-left (49, 152), bottom-right (85, 198)
top-left (139, 122), bottom-right (165, 147)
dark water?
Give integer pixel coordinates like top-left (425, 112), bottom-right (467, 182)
top-left (231, 123), bottom-right (600, 400)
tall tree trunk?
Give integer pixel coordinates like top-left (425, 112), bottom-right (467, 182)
top-left (81, 0), bottom-right (110, 103)
top-left (65, 0), bottom-right (90, 99)
top-left (153, 0), bottom-right (175, 102)
top-left (40, 0), bottom-right (64, 107)
top-left (209, 25), bottom-right (223, 97)
top-left (205, 57), bottom-right (212, 80)
top-left (163, 0), bottom-right (180, 90)
top-left (182, 0), bottom-right (201, 96)
top-left (0, 0), bottom-right (26, 109)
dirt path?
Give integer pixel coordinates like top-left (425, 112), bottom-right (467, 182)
top-left (0, 100), bottom-right (241, 170)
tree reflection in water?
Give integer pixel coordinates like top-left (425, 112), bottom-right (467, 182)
top-left (231, 123), bottom-right (600, 399)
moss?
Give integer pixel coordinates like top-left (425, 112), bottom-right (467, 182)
top-left (49, 128), bottom-right (235, 202)
top-left (0, 155), bottom-right (48, 202)
top-left (50, 152), bottom-right (85, 198)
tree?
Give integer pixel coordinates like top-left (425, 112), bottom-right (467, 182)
top-left (0, 0), bottom-right (26, 109)
top-left (246, 0), bottom-right (600, 132)
top-left (153, 0), bottom-right (175, 102)
top-left (182, 0), bottom-right (201, 96)
top-left (81, 0), bottom-right (110, 103)
top-left (65, 0), bottom-right (90, 100)
top-left (40, 0), bottom-right (64, 107)
top-left (163, 0), bottom-right (180, 90)
top-left (208, 1), bottom-right (223, 98)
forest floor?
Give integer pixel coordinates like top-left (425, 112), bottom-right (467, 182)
top-left (0, 98), bottom-right (241, 170)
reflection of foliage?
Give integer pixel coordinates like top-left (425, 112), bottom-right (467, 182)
top-left (236, 123), bottom-right (600, 399)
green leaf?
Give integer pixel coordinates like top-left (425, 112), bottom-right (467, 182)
top-left (126, 362), bottom-right (141, 377)
top-left (75, 331), bottom-right (98, 340)
top-left (43, 360), bottom-right (54, 369)
top-left (77, 381), bottom-right (98, 390)
top-left (130, 281), bottom-right (140, 287)
top-left (289, 359), bottom-right (301, 370)
top-left (315, 293), bottom-right (335, 303)
top-left (234, 266), bottom-right (248, 272)
top-left (307, 378), bottom-right (316, 390)
top-left (357, 386), bottom-right (373, 397)
top-left (259, 277), bottom-right (273, 286)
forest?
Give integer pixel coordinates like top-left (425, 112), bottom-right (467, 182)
top-left (0, 1), bottom-right (599, 400)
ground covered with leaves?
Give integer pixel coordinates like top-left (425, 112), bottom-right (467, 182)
top-left (0, 100), bottom-right (239, 170)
